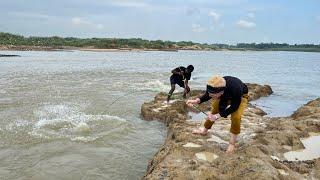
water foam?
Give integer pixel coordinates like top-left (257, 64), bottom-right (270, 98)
top-left (73, 122), bottom-right (91, 134)
top-left (133, 79), bottom-right (170, 92)
top-left (5, 119), bottom-right (31, 132)
top-left (31, 104), bottom-right (128, 142)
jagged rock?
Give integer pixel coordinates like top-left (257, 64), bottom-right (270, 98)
top-left (245, 83), bottom-right (273, 101)
top-left (291, 98), bottom-right (320, 119)
top-left (141, 83), bottom-right (272, 123)
top-left (141, 84), bottom-right (320, 180)
top-left (0, 54), bottom-right (20, 57)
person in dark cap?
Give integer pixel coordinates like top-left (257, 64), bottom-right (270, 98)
top-left (167, 65), bottom-right (194, 102)
top-left (186, 75), bottom-right (248, 153)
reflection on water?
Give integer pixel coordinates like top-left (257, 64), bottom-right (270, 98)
top-left (0, 50), bottom-right (319, 179)
top-left (284, 133), bottom-right (320, 161)
top-left (188, 112), bottom-right (207, 121)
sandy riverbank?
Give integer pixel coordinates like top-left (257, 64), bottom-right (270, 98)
top-left (0, 45), bottom-right (179, 52)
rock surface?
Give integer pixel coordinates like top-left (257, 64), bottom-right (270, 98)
top-left (141, 83), bottom-right (272, 124)
top-left (0, 54), bottom-right (20, 57)
top-left (141, 84), bottom-right (320, 180)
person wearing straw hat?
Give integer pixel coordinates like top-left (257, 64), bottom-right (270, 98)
top-left (186, 75), bottom-right (248, 153)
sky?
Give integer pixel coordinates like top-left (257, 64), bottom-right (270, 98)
top-left (0, 0), bottom-right (319, 44)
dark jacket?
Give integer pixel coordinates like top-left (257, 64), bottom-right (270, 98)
top-left (171, 66), bottom-right (191, 81)
top-left (199, 76), bottom-right (248, 117)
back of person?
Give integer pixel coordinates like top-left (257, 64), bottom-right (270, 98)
top-left (186, 75), bottom-right (249, 154)
top-left (222, 76), bottom-right (248, 100)
top-left (171, 66), bottom-right (191, 81)
top-left (167, 65), bottom-right (194, 102)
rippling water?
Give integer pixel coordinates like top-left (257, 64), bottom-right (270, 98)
top-left (0, 50), bottom-right (319, 179)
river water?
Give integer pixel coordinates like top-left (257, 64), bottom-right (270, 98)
top-left (0, 50), bottom-right (319, 179)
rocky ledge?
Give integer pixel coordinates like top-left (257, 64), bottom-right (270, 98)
top-left (141, 83), bottom-right (272, 124)
top-left (141, 84), bottom-right (320, 179)
top-left (0, 54), bottom-right (20, 57)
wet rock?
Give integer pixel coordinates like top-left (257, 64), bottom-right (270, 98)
top-left (183, 143), bottom-right (202, 148)
top-left (277, 169), bottom-right (289, 176)
top-left (0, 54), bottom-right (20, 57)
top-left (195, 152), bottom-right (219, 162)
top-left (141, 83), bottom-right (272, 123)
top-left (245, 83), bottom-right (273, 101)
top-left (142, 85), bottom-right (320, 180)
top-left (291, 98), bottom-right (320, 119)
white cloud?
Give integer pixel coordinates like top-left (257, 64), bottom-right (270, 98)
top-left (248, 12), bottom-right (255, 18)
top-left (71, 17), bottom-right (87, 25)
top-left (110, 1), bottom-right (148, 8)
top-left (9, 11), bottom-right (56, 20)
top-left (192, 24), bottom-right (207, 33)
top-left (208, 11), bottom-right (220, 22)
top-left (96, 24), bottom-right (104, 29)
top-left (71, 17), bottom-right (104, 30)
top-left (236, 20), bottom-right (256, 28)
top-left (186, 7), bottom-right (200, 16)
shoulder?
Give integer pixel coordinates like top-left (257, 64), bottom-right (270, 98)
top-left (224, 76), bottom-right (242, 85)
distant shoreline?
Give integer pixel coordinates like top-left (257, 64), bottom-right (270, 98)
top-left (0, 45), bottom-right (179, 52)
top-left (0, 45), bottom-right (319, 53)
top-left (1, 32), bottom-right (320, 53)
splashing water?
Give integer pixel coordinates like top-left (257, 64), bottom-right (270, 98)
top-left (30, 104), bottom-right (129, 142)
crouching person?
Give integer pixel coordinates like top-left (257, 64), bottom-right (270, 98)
top-left (186, 75), bottom-right (248, 153)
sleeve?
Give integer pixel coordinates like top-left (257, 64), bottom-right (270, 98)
top-left (219, 90), bottom-right (242, 117)
top-left (185, 73), bottom-right (191, 80)
top-left (171, 67), bottom-right (181, 74)
top-left (199, 91), bottom-right (212, 103)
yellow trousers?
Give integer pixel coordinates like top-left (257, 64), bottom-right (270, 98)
top-left (204, 94), bottom-right (248, 134)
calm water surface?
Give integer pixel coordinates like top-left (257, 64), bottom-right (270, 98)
top-left (0, 50), bottom-right (319, 179)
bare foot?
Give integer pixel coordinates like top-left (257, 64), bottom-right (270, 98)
top-left (226, 144), bottom-right (236, 154)
top-left (192, 128), bottom-right (208, 136)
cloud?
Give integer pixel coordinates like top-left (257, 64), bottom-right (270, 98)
top-left (71, 17), bottom-right (87, 25)
top-left (208, 11), bottom-right (220, 22)
top-left (236, 20), bottom-right (256, 28)
top-left (317, 16), bottom-right (320, 22)
top-left (96, 24), bottom-right (104, 29)
top-left (186, 7), bottom-right (200, 16)
top-left (9, 11), bottom-right (56, 20)
top-left (71, 17), bottom-right (104, 29)
top-left (192, 24), bottom-right (207, 33)
top-left (247, 12), bottom-right (255, 18)
top-left (109, 1), bottom-right (148, 8)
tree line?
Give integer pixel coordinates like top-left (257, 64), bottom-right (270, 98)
top-left (1, 32), bottom-right (319, 52)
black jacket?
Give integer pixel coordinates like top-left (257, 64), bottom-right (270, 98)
top-left (199, 76), bottom-right (248, 117)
